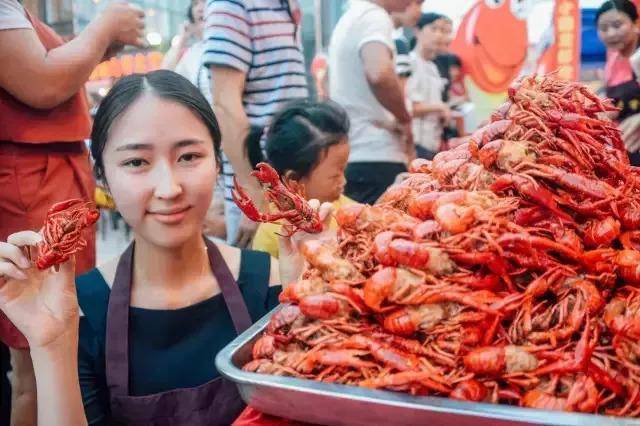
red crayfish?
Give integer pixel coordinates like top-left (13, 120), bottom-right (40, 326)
top-left (37, 198), bottom-right (100, 270)
top-left (232, 162), bottom-right (322, 235)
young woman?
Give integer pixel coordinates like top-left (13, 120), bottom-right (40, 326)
top-left (249, 100), bottom-right (353, 258)
top-left (0, 70), bottom-right (328, 425)
top-left (596, 0), bottom-right (640, 164)
top-left (408, 13), bottom-right (452, 160)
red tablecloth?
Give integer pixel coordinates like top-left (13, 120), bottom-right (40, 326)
top-left (233, 407), bottom-right (310, 426)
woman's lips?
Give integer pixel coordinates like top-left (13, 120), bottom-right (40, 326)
top-left (148, 206), bottom-right (192, 225)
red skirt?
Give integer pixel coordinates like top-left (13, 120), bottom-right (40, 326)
top-left (0, 141), bottom-right (96, 348)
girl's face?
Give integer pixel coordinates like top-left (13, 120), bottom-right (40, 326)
top-left (102, 93), bottom-right (217, 249)
top-left (438, 19), bottom-right (453, 53)
top-left (418, 19), bottom-right (449, 58)
top-left (598, 9), bottom-right (638, 53)
top-left (450, 65), bottom-right (461, 80)
top-left (297, 141), bottom-right (349, 204)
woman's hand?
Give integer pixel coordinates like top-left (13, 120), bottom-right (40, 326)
top-left (277, 200), bottom-right (335, 287)
top-left (97, 2), bottom-right (146, 48)
top-left (619, 114), bottom-right (640, 153)
top-left (0, 231), bottom-right (79, 350)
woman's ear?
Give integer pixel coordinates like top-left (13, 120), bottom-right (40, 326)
top-left (283, 170), bottom-right (300, 184)
top-left (282, 170), bottom-right (306, 197)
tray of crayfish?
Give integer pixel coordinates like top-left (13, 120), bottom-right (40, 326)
top-left (216, 307), bottom-right (640, 426)
top-left (219, 74), bottom-right (640, 425)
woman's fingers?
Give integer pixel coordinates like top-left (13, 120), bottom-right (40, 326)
top-left (318, 202), bottom-right (334, 229)
top-left (0, 262), bottom-right (27, 282)
top-left (308, 198), bottom-right (333, 228)
top-left (0, 242), bottom-right (31, 270)
top-left (7, 231), bottom-right (42, 264)
top-left (7, 231), bottom-right (42, 247)
top-left (308, 199), bottom-right (320, 211)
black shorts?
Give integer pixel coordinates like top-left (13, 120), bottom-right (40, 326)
top-left (345, 162), bottom-right (407, 205)
top-left (415, 145), bottom-right (438, 160)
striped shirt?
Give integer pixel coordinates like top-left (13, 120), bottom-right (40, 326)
top-left (393, 29), bottom-right (412, 78)
top-left (203, 0), bottom-right (309, 204)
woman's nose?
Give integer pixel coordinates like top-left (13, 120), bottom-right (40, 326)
top-left (605, 28), bottom-right (619, 39)
top-left (153, 163), bottom-right (183, 199)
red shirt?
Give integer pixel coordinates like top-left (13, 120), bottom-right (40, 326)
top-left (0, 10), bottom-right (91, 143)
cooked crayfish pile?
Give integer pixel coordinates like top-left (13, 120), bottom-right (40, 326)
top-left (241, 75), bottom-right (640, 417)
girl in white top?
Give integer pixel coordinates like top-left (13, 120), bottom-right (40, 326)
top-left (408, 13), bottom-right (452, 159)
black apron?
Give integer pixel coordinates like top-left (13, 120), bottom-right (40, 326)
top-left (606, 77), bottom-right (640, 123)
top-left (606, 60), bottom-right (640, 165)
top-left (105, 238), bottom-right (251, 425)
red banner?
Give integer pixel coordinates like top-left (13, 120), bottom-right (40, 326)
top-left (538, 0), bottom-right (581, 80)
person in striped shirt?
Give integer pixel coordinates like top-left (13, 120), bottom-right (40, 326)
top-left (391, 0), bottom-right (424, 80)
top-left (203, 0), bottom-right (309, 247)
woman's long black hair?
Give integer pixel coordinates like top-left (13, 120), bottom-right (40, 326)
top-left (596, 0), bottom-right (638, 23)
top-left (91, 70), bottom-right (222, 182)
top-left (246, 99), bottom-right (350, 179)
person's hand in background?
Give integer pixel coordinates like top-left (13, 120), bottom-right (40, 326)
top-left (620, 113), bottom-right (640, 153)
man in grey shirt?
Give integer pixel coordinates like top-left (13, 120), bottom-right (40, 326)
top-left (329, 0), bottom-right (415, 204)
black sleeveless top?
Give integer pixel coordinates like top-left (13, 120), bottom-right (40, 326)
top-left (76, 248), bottom-right (280, 425)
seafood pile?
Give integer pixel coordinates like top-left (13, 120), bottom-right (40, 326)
top-left (237, 75), bottom-right (640, 416)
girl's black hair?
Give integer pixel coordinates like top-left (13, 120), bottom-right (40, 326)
top-left (596, 0), bottom-right (638, 23)
top-left (91, 70), bottom-right (221, 181)
top-left (416, 12), bottom-right (447, 29)
top-left (246, 100), bottom-right (350, 179)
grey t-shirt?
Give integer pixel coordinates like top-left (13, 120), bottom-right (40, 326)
top-left (329, 0), bottom-right (406, 164)
top-left (0, 0), bottom-right (31, 31)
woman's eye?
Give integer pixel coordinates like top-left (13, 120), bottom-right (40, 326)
top-left (179, 153), bottom-right (202, 163)
top-left (122, 158), bottom-right (148, 168)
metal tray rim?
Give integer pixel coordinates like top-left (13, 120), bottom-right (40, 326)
top-left (216, 307), bottom-right (640, 426)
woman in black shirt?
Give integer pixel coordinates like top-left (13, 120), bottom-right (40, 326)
top-left (0, 71), bottom-right (328, 425)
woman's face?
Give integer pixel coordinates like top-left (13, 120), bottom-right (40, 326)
top-left (192, 0), bottom-right (205, 23)
top-left (102, 93), bottom-right (217, 249)
top-left (598, 9), bottom-right (638, 53)
top-left (298, 141), bottom-right (349, 204)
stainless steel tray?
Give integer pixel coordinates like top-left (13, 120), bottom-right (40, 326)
top-left (216, 307), bottom-right (640, 426)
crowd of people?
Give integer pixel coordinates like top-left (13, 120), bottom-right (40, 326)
top-left (1, 0), bottom-right (640, 424)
